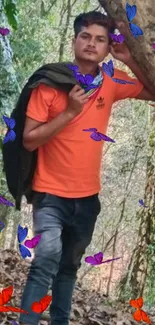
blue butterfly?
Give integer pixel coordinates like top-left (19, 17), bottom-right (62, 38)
top-left (17, 224), bottom-right (28, 243)
top-left (126, 3), bottom-right (143, 38)
top-left (19, 244), bottom-right (31, 259)
top-left (17, 225), bottom-right (31, 259)
top-left (0, 221), bottom-right (5, 232)
top-left (139, 199), bottom-right (148, 208)
top-left (2, 115), bottom-right (16, 144)
top-left (102, 60), bottom-right (135, 85)
top-left (102, 60), bottom-right (114, 78)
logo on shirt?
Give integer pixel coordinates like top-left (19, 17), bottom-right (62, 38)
top-left (96, 96), bottom-right (105, 109)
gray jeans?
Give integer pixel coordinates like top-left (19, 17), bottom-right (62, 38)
top-left (19, 192), bottom-right (101, 325)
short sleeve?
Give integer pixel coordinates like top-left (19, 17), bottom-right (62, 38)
top-left (113, 69), bottom-right (144, 102)
top-left (26, 84), bottom-right (56, 122)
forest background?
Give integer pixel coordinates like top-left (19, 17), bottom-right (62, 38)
top-left (0, 0), bottom-right (155, 321)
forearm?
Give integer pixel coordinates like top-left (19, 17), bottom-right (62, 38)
top-left (23, 110), bottom-right (75, 152)
top-left (126, 57), bottom-right (155, 95)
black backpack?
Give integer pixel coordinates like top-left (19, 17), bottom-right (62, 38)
top-left (2, 62), bottom-right (76, 210)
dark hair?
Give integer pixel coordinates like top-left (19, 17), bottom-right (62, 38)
top-left (74, 11), bottom-right (116, 39)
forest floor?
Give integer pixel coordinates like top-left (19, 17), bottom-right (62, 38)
top-left (0, 249), bottom-right (155, 325)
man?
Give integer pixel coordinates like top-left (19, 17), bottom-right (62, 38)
top-left (19, 10), bottom-right (155, 325)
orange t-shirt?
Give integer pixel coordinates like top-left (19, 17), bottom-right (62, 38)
top-left (26, 68), bottom-right (143, 197)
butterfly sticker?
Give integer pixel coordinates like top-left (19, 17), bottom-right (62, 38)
top-left (17, 225), bottom-right (31, 259)
top-left (0, 286), bottom-right (28, 314)
top-left (109, 33), bottom-right (125, 44)
top-left (0, 221), bottom-right (5, 233)
top-left (85, 252), bottom-right (121, 266)
top-left (24, 234), bottom-right (42, 249)
top-left (153, 44), bottom-right (155, 49)
top-left (66, 64), bottom-right (79, 72)
top-left (0, 27), bottom-right (10, 36)
top-left (67, 64), bottom-right (97, 92)
top-left (130, 297), bottom-right (151, 324)
top-left (102, 60), bottom-right (135, 85)
top-left (83, 128), bottom-right (115, 143)
top-left (139, 199), bottom-right (149, 208)
top-left (31, 295), bottom-right (52, 313)
top-left (0, 195), bottom-right (15, 207)
top-left (17, 225), bottom-right (41, 258)
top-left (126, 3), bottom-right (143, 38)
top-left (10, 321), bottom-right (19, 325)
top-left (2, 115), bottom-right (16, 144)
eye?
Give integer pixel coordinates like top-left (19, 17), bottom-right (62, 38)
top-left (81, 35), bottom-right (88, 38)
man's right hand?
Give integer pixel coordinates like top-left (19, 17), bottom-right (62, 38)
top-left (66, 85), bottom-right (89, 117)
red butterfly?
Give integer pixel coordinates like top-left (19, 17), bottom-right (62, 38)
top-left (31, 295), bottom-right (52, 313)
top-left (129, 297), bottom-right (151, 324)
top-left (0, 286), bottom-right (28, 313)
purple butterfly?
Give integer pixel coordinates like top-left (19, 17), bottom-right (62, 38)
top-left (0, 27), bottom-right (10, 36)
top-left (139, 199), bottom-right (148, 208)
top-left (75, 74), bottom-right (85, 83)
top-left (102, 60), bottom-right (135, 85)
top-left (85, 252), bottom-right (121, 265)
top-left (83, 128), bottom-right (115, 143)
top-left (83, 128), bottom-right (98, 132)
top-left (10, 321), bottom-right (19, 325)
top-left (75, 72), bottom-right (95, 86)
top-left (0, 195), bottom-right (15, 207)
top-left (0, 221), bottom-right (5, 232)
top-left (153, 43), bottom-right (155, 49)
top-left (2, 115), bottom-right (16, 144)
top-left (91, 132), bottom-right (115, 142)
top-left (67, 64), bottom-right (79, 71)
top-left (112, 78), bottom-right (135, 84)
top-left (67, 64), bottom-right (96, 89)
top-left (24, 234), bottom-right (41, 248)
top-left (109, 33), bottom-right (125, 44)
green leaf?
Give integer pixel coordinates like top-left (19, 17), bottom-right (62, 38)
top-left (4, 0), bottom-right (18, 30)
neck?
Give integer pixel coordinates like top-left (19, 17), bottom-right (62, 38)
top-left (73, 58), bottom-right (98, 77)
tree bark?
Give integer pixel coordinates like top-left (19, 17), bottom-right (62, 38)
top-left (98, 0), bottom-right (155, 92)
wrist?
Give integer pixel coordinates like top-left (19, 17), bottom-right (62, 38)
top-left (64, 109), bottom-right (76, 120)
top-left (125, 56), bottom-right (135, 67)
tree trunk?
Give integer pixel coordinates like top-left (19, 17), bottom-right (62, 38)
top-left (98, 0), bottom-right (155, 92)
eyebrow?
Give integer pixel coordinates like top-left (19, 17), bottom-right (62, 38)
top-left (80, 32), bottom-right (107, 39)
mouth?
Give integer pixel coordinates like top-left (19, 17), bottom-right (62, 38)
top-left (84, 50), bottom-right (97, 54)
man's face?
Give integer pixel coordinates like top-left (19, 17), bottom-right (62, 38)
top-left (72, 24), bottom-right (110, 64)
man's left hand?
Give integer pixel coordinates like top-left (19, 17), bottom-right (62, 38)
top-left (110, 21), bottom-right (133, 64)
top-left (110, 42), bottom-right (132, 64)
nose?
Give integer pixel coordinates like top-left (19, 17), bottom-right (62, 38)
top-left (88, 38), bottom-right (96, 47)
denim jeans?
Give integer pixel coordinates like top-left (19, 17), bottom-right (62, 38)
top-left (19, 192), bottom-right (101, 325)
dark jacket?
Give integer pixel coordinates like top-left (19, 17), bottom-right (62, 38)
top-left (2, 62), bottom-right (78, 210)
